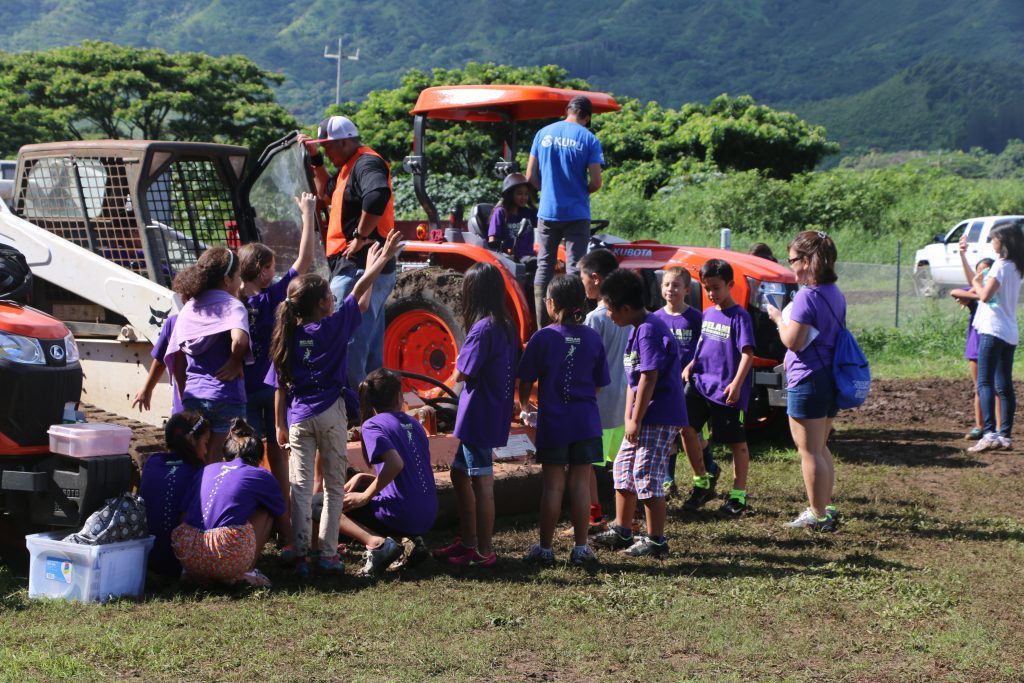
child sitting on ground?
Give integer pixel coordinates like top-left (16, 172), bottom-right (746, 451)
top-left (518, 274), bottom-right (610, 567)
top-left (172, 419), bottom-right (285, 588)
top-left (593, 269), bottom-right (687, 558)
top-left (339, 368), bottom-right (438, 576)
top-left (681, 259), bottom-right (755, 517)
top-left (578, 249), bottom-right (630, 532)
top-left (139, 411), bottom-right (209, 578)
top-left (651, 266), bottom-right (721, 498)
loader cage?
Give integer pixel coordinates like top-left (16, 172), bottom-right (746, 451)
top-left (13, 141), bottom-right (251, 290)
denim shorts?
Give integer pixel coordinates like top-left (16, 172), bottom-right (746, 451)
top-left (451, 442), bottom-right (494, 476)
top-left (245, 386), bottom-right (276, 440)
top-left (182, 398), bottom-right (247, 433)
top-left (535, 436), bottom-right (604, 466)
top-left (787, 368), bottom-right (838, 420)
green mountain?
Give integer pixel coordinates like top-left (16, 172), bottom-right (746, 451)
top-left (1, 0), bottom-right (1022, 153)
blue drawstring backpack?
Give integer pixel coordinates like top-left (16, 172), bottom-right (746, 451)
top-left (813, 289), bottom-right (871, 409)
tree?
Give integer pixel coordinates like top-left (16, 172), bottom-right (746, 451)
top-left (0, 41), bottom-right (296, 158)
top-left (326, 62), bottom-right (590, 176)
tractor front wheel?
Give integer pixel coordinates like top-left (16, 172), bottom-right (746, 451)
top-left (384, 268), bottom-right (465, 398)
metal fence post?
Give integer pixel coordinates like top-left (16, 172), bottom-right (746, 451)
top-left (895, 240), bottom-right (902, 328)
top-left (720, 228), bottom-right (731, 250)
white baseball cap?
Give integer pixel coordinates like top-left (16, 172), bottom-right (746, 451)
top-left (311, 116), bottom-right (359, 143)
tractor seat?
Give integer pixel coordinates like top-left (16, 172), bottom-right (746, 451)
top-left (466, 203), bottom-right (494, 242)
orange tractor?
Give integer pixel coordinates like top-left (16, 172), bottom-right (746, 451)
top-left (383, 85), bottom-right (797, 429)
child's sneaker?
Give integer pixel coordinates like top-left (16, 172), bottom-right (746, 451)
top-left (570, 545), bottom-right (599, 567)
top-left (523, 544), bottom-right (555, 567)
top-left (293, 556), bottom-right (312, 579)
top-left (783, 507), bottom-right (818, 528)
top-left (448, 549), bottom-right (497, 567)
top-left (683, 485), bottom-right (717, 511)
top-left (719, 496), bottom-right (750, 517)
top-left (662, 479), bottom-right (679, 497)
top-left (317, 554), bottom-right (345, 575)
top-left (621, 536), bottom-right (669, 558)
top-left (966, 427), bottom-right (983, 440)
top-left (996, 436), bottom-right (1013, 450)
top-left (402, 536), bottom-right (430, 569)
top-left (592, 524), bottom-right (634, 550)
top-left (432, 537), bottom-right (469, 560)
top-left (358, 537), bottom-right (403, 577)
top-left (968, 434), bottom-right (1002, 452)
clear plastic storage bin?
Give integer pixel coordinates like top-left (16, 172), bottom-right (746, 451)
top-left (48, 423), bottom-right (132, 457)
top-left (26, 531), bottom-right (154, 603)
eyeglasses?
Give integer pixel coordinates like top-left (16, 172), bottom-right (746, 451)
top-left (787, 255), bottom-right (804, 265)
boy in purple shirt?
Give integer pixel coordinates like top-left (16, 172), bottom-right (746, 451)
top-left (682, 259), bottom-right (755, 517)
top-left (133, 313), bottom-right (183, 416)
top-left (340, 369), bottom-right (438, 576)
top-left (518, 275), bottom-right (610, 567)
top-left (593, 269), bottom-right (686, 558)
top-left (172, 419), bottom-right (284, 587)
top-left (651, 266), bottom-right (720, 497)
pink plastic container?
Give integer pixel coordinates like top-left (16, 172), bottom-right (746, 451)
top-left (48, 423), bottom-right (132, 458)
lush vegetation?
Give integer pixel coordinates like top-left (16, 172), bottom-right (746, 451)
top-left (0, 41), bottom-right (296, 158)
top-left (1, 2), bottom-right (1022, 154)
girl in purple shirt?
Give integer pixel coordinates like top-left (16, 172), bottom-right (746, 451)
top-left (767, 231), bottom-right (845, 531)
top-left (269, 231), bottom-right (402, 577)
top-left (518, 275), bottom-right (609, 567)
top-left (139, 410), bottom-right (209, 578)
top-left (172, 419), bottom-right (284, 588)
top-left (340, 368), bottom-right (438, 576)
top-left (487, 172), bottom-right (538, 261)
top-left (433, 262), bottom-right (517, 568)
top-left (167, 247), bottom-right (250, 460)
top-left (237, 192), bottom-right (318, 551)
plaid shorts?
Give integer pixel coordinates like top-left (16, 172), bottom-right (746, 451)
top-left (612, 424), bottom-right (680, 499)
top-left (171, 522), bottom-right (256, 583)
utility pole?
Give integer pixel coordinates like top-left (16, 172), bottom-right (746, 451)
top-left (324, 37), bottom-right (360, 107)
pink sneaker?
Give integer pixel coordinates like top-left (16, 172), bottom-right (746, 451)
top-left (432, 537), bottom-right (469, 560)
top-left (448, 549), bottom-right (497, 567)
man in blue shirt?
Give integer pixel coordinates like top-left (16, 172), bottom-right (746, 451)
top-left (526, 95), bottom-right (605, 326)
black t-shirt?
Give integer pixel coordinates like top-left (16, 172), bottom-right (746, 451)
top-left (327, 153), bottom-right (395, 274)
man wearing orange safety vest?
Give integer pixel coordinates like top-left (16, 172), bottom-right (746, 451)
top-left (301, 115), bottom-right (398, 388)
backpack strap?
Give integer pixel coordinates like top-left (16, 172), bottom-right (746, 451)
top-left (809, 286), bottom-right (846, 330)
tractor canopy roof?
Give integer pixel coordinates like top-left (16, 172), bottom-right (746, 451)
top-left (410, 85), bottom-right (621, 122)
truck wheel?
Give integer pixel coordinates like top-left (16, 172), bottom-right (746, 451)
top-left (384, 268), bottom-right (465, 398)
top-left (913, 264), bottom-right (939, 298)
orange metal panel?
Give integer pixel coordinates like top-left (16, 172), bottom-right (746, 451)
top-left (410, 85), bottom-right (621, 121)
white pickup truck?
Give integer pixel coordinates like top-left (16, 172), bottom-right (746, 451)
top-left (913, 215), bottom-right (1024, 297)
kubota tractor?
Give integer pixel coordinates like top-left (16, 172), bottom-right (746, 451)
top-left (0, 244), bottom-right (131, 553)
top-left (382, 85), bottom-right (798, 429)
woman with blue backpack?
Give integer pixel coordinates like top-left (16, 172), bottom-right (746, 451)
top-left (767, 231), bottom-right (850, 532)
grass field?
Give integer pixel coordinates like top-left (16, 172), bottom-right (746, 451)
top-left (1, 385), bottom-right (1021, 682)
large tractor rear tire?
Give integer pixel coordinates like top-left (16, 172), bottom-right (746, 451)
top-left (384, 268), bottom-right (465, 397)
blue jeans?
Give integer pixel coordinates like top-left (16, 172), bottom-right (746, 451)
top-left (330, 267), bottom-right (397, 389)
top-left (977, 333), bottom-right (1016, 438)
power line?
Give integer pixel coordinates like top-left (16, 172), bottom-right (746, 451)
top-left (324, 37), bottom-right (361, 107)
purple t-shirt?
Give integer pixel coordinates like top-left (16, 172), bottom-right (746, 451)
top-left (454, 317), bottom-right (516, 448)
top-left (182, 332), bottom-right (246, 404)
top-left (361, 411), bottom-right (438, 536)
top-left (652, 306), bottom-right (703, 367)
top-left (623, 314), bottom-right (687, 427)
top-left (151, 314), bottom-right (184, 414)
top-left (692, 305), bottom-right (756, 410)
top-left (784, 284), bottom-right (847, 388)
top-left (244, 268), bottom-right (297, 395)
top-left (140, 452), bottom-right (200, 576)
top-left (267, 294), bottom-right (362, 426)
top-left (517, 324), bottom-right (610, 449)
top-left (183, 458), bottom-right (285, 531)
top-left (965, 300), bottom-right (979, 361)
top-left (488, 205), bottom-right (538, 260)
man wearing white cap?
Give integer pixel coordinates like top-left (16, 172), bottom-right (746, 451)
top-left (300, 116), bottom-right (398, 388)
